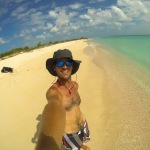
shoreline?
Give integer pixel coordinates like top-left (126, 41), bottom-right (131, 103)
top-left (89, 40), bottom-right (150, 149)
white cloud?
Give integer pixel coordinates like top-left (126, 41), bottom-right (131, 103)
top-left (8, 0), bottom-right (147, 39)
top-left (69, 3), bottom-right (83, 9)
top-left (51, 26), bottom-right (59, 32)
top-left (31, 23), bottom-right (53, 32)
top-left (49, 10), bottom-right (58, 18)
top-left (87, 9), bottom-right (96, 16)
top-left (70, 24), bottom-right (80, 30)
top-left (11, 4), bottom-right (49, 27)
top-left (44, 23), bottom-right (53, 30)
top-left (80, 14), bottom-right (91, 20)
top-left (117, 0), bottom-right (150, 22)
top-left (15, 29), bottom-right (30, 38)
top-left (80, 8), bottom-right (112, 27)
top-left (114, 22), bottom-right (122, 30)
top-left (2, 0), bottom-right (150, 48)
top-left (55, 9), bottom-right (77, 27)
top-left (89, 0), bottom-right (106, 3)
top-left (36, 34), bottom-right (46, 40)
top-left (0, 38), bottom-right (7, 44)
top-left (30, 12), bottom-right (45, 25)
top-left (78, 0), bottom-right (150, 32)
top-left (11, 5), bottom-right (27, 17)
top-left (111, 6), bottom-right (130, 22)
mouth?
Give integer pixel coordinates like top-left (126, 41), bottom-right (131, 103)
top-left (61, 69), bottom-right (70, 74)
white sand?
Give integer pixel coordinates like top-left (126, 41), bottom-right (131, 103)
top-left (0, 40), bottom-right (105, 150)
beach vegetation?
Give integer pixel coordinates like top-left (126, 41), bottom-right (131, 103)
top-left (0, 37), bottom-right (88, 60)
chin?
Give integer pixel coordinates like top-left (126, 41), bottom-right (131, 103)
top-left (64, 76), bottom-right (71, 80)
top-left (61, 74), bottom-right (71, 80)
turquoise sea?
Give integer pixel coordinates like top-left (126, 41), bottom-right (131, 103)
top-left (88, 35), bottom-right (150, 149)
top-left (92, 35), bottom-right (150, 70)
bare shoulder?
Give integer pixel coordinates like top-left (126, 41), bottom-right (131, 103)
top-left (46, 84), bottom-right (62, 103)
top-left (73, 81), bottom-right (79, 89)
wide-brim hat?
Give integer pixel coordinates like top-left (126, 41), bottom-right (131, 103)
top-left (46, 49), bottom-right (81, 76)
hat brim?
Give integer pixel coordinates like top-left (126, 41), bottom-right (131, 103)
top-left (46, 58), bottom-right (81, 76)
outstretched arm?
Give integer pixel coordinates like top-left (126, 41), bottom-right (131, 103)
top-left (35, 88), bottom-right (65, 150)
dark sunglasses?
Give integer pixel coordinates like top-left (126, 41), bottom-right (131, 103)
top-left (55, 61), bottom-right (73, 67)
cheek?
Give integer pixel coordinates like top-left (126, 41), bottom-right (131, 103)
top-left (70, 67), bottom-right (73, 72)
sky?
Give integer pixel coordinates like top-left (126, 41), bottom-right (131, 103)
top-left (0, 0), bottom-right (150, 53)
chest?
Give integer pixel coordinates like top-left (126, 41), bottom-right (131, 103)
top-left (62, 91), bottom-right (81, 111)
top-left (55, 82), bottom-right (81, 111)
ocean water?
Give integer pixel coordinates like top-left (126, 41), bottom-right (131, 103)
top-left (88, 35), bottom-right (150, 149)
top-left (92, 35), bottom-right (150, 70)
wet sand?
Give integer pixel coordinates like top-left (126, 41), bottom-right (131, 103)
top-left (88, 42), bottom-right (150, 150)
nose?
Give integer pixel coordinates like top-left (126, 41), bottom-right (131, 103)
top-left (62, 64), bottom-right (68, 68)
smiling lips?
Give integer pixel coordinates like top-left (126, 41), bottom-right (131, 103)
top-left (61, 69), bottom-right (70, 74)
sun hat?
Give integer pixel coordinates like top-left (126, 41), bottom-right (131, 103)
top-left (46, 49), bottom-right (81, 76)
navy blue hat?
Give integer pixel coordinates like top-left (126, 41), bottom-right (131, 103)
top-left (46, 49), bottom-right (81, 76)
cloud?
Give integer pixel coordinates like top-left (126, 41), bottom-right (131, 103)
top-left (0, 38), bottom-right (7, 44)
top-left (2, 0), bottom-right (150, 51)
top-left (49, 10), bottom-right (58, 18)
top-left (89, 0), bottom-right (106, 3)
top-left (30, 6), bottom-right (77, 36)
top-left (51, 26), bottom-right (59, 33)
top-left (35, 31), bottom-right (53, 41)
top-left (78, 0), bottom-right (150, 32)
top-left (48, 8), bottom-right (78, 34)
top-left (117, 0), bottom-right (150, 22)
top-left (36, 34), bottom-right (46, 40)
top-left (10, 2), bottom-right (50, 27)
top-left (11, 4), bottom-right (28, 18)
top-left (69, 3), bottom-right (83, 9)
top-left (44, 23), bottom-right (53, 30)
top-left (55, 10), bottom-right (77, 26)
top-left (111, 6), bottom-right (131, 22)
top-left (80, 8), bottom-right (112, 27)
top-left (80, 14), bottom-right (91, 20)
top-left (30, 12), bottom-right (45, 25)
top-left (31, 23), bottom-right (53, 32)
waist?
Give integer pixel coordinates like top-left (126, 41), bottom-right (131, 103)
top-left (64, 123), bottom-right (80, 134)
top-left (64, 119), bottom-right (86, 134)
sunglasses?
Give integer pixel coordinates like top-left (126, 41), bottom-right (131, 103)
top-left (55, 61), bottom-right (73, 67)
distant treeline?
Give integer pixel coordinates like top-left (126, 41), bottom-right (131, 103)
top-left (0, 37), bottom-right (87, 60)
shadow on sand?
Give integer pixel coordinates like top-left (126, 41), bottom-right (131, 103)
top-left (31, 114), bottom-right (42, 144)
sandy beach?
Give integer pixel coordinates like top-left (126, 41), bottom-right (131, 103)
top-left (0, 39), bottom-right (103, 150)
top-left (1, 39), bottom-right (150, 150)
